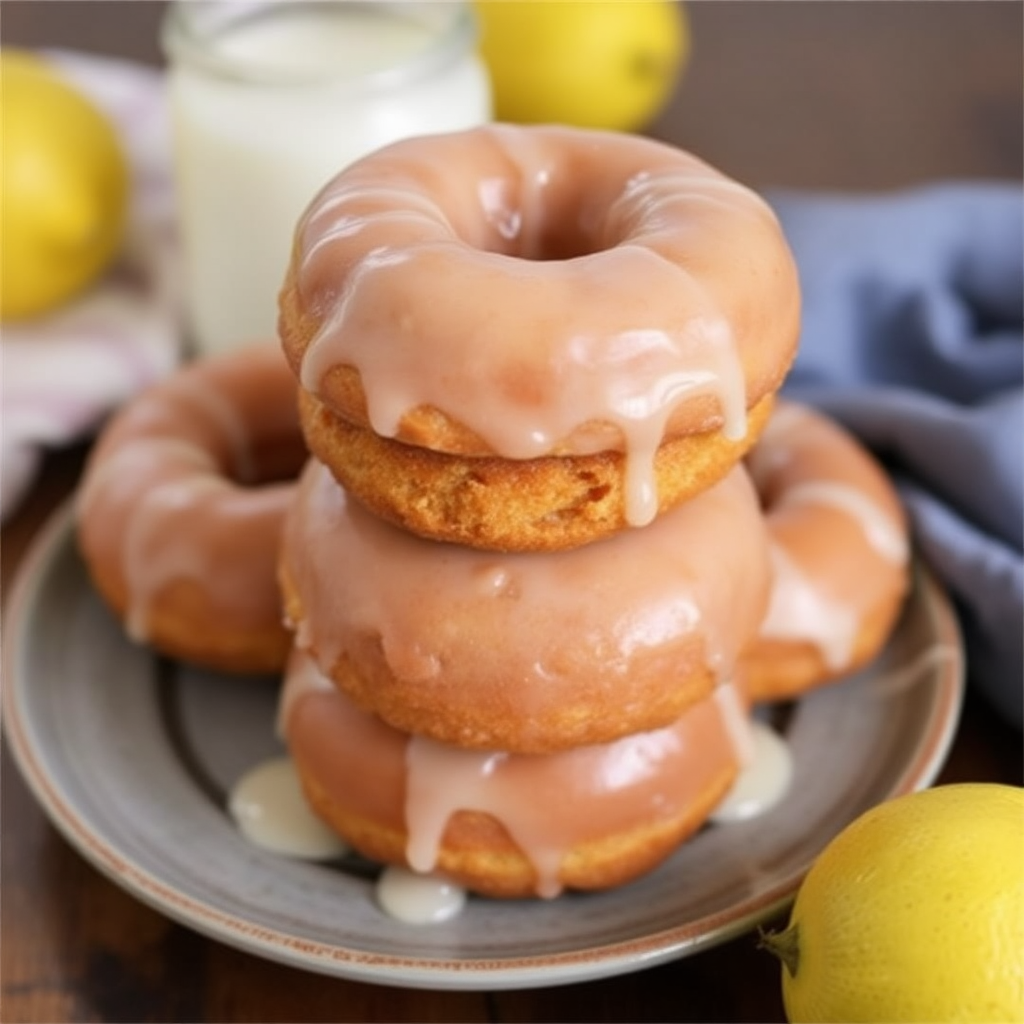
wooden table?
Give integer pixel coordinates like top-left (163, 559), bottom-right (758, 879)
top-left (3, 3), bottom-right (1022, 1021)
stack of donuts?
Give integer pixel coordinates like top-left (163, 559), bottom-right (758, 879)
top-left (76, 124), bottom-right (912, 900)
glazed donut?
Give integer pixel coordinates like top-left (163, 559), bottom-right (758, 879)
top-left (279, 123), bottom-right (800, 546)
top-left (77, 344), bottom-right (306, 674)
top-left (297, 387), bottom-right (775, 553)
top-left (281, 649), bottom-right (753, 899)
top-left (278, 456), bottom-right (772, 753)
top-left (741, 401), bottom-right (911, 700)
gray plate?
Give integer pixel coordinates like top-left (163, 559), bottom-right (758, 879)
top-left (2, 503), bottom-right (963, 991)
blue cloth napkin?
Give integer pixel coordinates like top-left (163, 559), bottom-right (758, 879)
top-left (768, 183), bottom-right (1023, 727)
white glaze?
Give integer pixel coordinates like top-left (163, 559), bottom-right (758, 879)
top-left (376, 866), bottom-right (467, 924)
top-left (229, 757), bottom-right (349, 860)
top-left (774, 480), bottom-right (909, 564)
top-left (274, 644), bottom-right (336, 740)
top-left (743, 400), bottom-right (911, 688)
top-left (404, 737), bottom-right (565, 899)
top-left (122, 476), bottom-right (232, 641)
top-left (713, 681), bottom-right (756, 766)
top-left (75, 438), bottom-right (218, 524)
top-left (759, 542), bottom-right (861, 671)
top-left (709, 722), bottom-right (793, 824)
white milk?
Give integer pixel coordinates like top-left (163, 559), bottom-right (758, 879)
top-left (162, 1), bottom-right (492, 355)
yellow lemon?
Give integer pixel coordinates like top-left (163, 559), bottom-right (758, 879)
top-left (1, 49), bottom-right (128, 321)
top-left (473, 0), bottom-right (689, 132)
top-left (761, 784), bottom-right (1024, 1023)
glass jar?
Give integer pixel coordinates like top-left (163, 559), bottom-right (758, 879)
top-left (161, 1), bottom-right (492, 356)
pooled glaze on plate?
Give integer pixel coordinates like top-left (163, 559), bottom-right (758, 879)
top-left (2, 504), bottom-right (963, 991)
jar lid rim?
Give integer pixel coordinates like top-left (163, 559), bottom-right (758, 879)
top-left (160, 0), bottom-right (478, 91)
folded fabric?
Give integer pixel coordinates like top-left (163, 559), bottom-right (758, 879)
top-left (1, 50), bottom-right (182, 521)
top-left (770, 185), bottom-right (1024, 727)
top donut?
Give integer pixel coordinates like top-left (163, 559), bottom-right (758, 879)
top-left (278, 124), bottom-right (801, 543)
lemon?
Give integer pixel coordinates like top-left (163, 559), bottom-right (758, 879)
top-left (761, 784), bottom-right (1024, 1023)
top-left (1, 49), bottom-right (128, 321)
top-left (473, 1), bottom-right (689, 132)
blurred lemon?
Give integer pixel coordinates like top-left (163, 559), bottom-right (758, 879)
top-left (2, 49), bottom-right (128, 321)
top-left (474, 1), bottom-right (689, 132)
top-left (762, 784), bottom-right (1024, 1023)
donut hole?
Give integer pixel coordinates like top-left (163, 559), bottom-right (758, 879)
top-left (523, 210), bottom-right (610, 263)
top-left (168, 362), bottom-right (308, 489)
top-left (471, 164), bottom-right (621, 263)
top-left (180, 409), bottom-right (307, 489)
top-left (532, 222), bottom-right (605, 262)
top-left (249, 433), bottom-right (310, 486)
top-left (750, 476), bottom-right (785, 516)
top-left (469, 200), bottom-right (608, 263)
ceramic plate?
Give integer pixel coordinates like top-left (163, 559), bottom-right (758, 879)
top-left (3, 504), bottom-right (963, 991)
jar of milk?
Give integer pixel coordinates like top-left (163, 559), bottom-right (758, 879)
top-left (161, 1), bottom-right (492, 356)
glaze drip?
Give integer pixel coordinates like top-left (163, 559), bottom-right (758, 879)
top-left (760, 542), bottom-right (861, 671)
top-left (281, 652), bottom-right (750, 900)
top-left (289, 125), bottom-right (800, 526)
top-left (75, 343), bottom-right (304, 672)
top-left (281, 458), bottom-right (772, 751)
top-left (745, 400), bottom-right (910, 677)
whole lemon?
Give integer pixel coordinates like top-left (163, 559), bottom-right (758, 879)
top-left (1, 50), bottom-right (128, 321)
top-left (762, 784), bottom-right (1024, 1023)
top-left (474, 1), bottom-right (689, 132)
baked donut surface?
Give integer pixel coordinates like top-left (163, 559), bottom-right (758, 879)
top-left (741, 401), bottom-right (911, 700)
top-left (77, 343), bottom-right (306, 674)
top-left (279, 457), bottom-right (772, 753)
top-left (298, 388), bottom-right (774, 551)
top-left (281, 650), bottom-right (752, 900)
top-left (279, 123), bottom-right (800, 531)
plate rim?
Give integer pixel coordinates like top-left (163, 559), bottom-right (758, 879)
top-left (1, 501), bottom-right (965, 991)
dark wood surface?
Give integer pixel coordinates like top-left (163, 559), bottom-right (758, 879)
top-left (2, 3), bottom-right (1022, 1022)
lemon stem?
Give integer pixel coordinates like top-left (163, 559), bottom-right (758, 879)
top-left (758, 924), bottom-right (801, 978)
